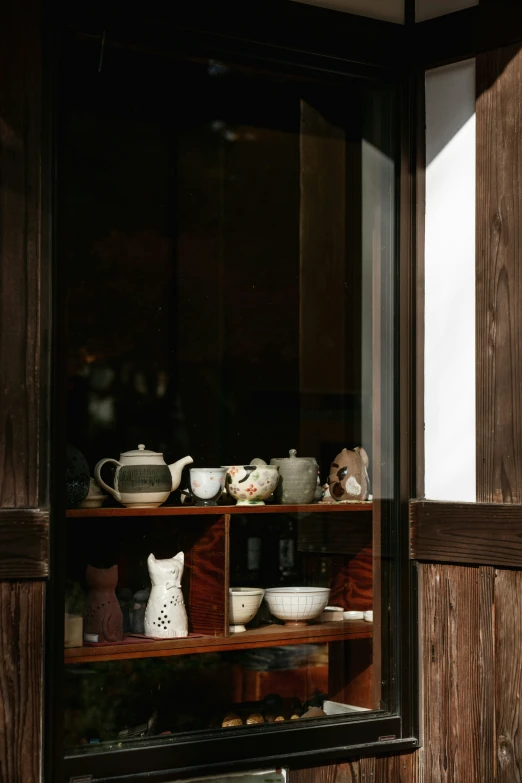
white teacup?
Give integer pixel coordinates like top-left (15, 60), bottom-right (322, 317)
top-left (189, 468), bottom-right (226, 506)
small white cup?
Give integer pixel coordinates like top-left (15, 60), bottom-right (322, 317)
top-left (189, 468), bottom-right (226, 506)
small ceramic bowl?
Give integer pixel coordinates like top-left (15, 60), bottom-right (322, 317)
top-left (229, 587), bottom-right (265, 633)
top-left (320, 605), bottom-right (344, 622)
top-left (264, 587), bottom-right (330, 628)
top-left (224, 465), bottom-right (279, 506)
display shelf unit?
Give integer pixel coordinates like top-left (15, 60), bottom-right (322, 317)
top-left (66, 502), bottom-right (373, 518)
top-left (64, 619), bottom-right (372, 663)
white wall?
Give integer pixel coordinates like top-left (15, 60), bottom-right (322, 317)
top-left (424, 60), bottom-right (476, 502)
top-left (291, 0), bottom-right (404, 23)
top-left (416, 0), bottom-right (477, 22)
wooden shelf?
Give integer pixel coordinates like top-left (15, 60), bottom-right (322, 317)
top-left (64, 620), bottom-right (372, 664)
top-left (67, 502), bottom-right (372, 518)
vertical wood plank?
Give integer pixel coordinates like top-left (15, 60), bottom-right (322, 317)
top-left (495, 569), bottom-right (522, 782)
top-left (477, 45), bottom-right (522, 783)
top-left (0, 0), bottom-right (47, 509)
top-left (289, 754), bottom-right (420, 783)
top-left (0, 581), bottom-right (44, 783)
top-left (476, 44), bottom-right (522, 505)
top-left (374, 752), bottom-right (419, 782)
top-left (420, 563), bottom-right (494, 783)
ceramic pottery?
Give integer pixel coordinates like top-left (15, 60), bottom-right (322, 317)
top-left (270, 449), bottom-right (317, 505)
top-left (189, 467), bottom-right (226, 506)
top-left (229, 587), bottom-right (265, 633)
top-left (66, 446), bottom-right (90, 508)
top-left (79, 477), bottom-right (107, 509)
top-left (131, 588), bottom-right (150, 634)
top-left (95, 444), bottom-right (193, 508)
top-left (225, 465), bottom-right (279, 506)
top-left (144, 552), bottom-right (188, 638)
top-left (264, 586), bottom-right (330, 628)
top-left (327, 447), bottom-right (369, 502)
top-left (83, 565), bottom-right (124, 643)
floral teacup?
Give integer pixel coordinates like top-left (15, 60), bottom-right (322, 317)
top-left (224, 465), bottom-right (279, 506)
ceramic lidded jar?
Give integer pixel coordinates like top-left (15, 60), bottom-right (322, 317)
top-left (95, 445), bottom-right (193, 508)
top-left (270, 449), bottom-right (318, 505)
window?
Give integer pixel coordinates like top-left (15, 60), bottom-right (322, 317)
top-left (52, 20), bottom-right (417, 782)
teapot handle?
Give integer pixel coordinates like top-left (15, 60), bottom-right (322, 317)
top-left (94, 459), bottom-right (122, 502)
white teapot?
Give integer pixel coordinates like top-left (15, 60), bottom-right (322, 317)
top-left (95, 445), bottom-right (193, 508)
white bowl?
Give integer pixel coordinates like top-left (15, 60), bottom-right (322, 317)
top-left (229, 587), bottom-right (265, 633)
top-left (264, 587), bottom-right (330, 628)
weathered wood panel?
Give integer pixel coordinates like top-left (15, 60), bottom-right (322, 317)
top-left (289, 752), bottom-right (419, 782)
top-left (495, 569), bottom-right (522, 782)
top-left (421, 563), bottom-right (495, 782)
top-left (0, 0), bottom-right (48, 510)
top-left (0, 509), bottom-right (49, 578)
top-left (477, 44), bottom-right (522, 783)
top-left (410, 500), bottom-right (522, 567)
top-left (476, 44), bottom-right (522, 506)
top-left (0, 581), bottom-right (44, 783)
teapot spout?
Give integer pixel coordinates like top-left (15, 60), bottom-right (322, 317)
top-left (168, 455), bottom-right (193, 492)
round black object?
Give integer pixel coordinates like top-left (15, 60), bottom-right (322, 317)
top-left (66, 445), bottom-right (90, 508)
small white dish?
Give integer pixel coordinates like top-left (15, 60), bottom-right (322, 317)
top-left (343, 610), bottom-right (364, 620)
top-left (320, 606), bottom-right (344, 622)
top-left (363, 610), bottom-right (373, 622)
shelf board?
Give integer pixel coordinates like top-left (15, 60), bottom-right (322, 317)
top-left (67, 502), bottom-right (372, 518)
top-left (64, 620), bottom-right (372, 663)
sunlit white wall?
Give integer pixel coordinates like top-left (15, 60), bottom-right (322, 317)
top-left (424, 60), bottom-right (476, 501)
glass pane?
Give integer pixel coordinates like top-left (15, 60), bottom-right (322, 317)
top-left (59, 37), bottom-right (397, 759)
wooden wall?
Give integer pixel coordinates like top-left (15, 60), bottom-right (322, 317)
top-left (0, 0), bottom-right (48, 782)
top-left (1, 2), bottom-right (522, 781)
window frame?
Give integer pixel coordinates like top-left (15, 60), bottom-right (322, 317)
top-left (45, 7), bottom-right (420, 781)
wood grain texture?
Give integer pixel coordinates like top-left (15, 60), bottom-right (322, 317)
top-left (64, 620), bottom-right (371, 664)
top-left (180, 516), bottom-right (229, 636)
top-left (288, 753), bottom-right (419, 782)
top-left (410, 500), bottom-right (522, 567)
top-left (477, 44), bottom-right (522, 505)
top-left (0, 509), bottom-right (48, 578)
top-left (0, 581), bottom-right (44, 783)
top-left (495, 569), bottom-right (522, 782)
top-left (420, 563), bottom-right (495, 782)
top-left (0, 0), bottom-right (48, 509)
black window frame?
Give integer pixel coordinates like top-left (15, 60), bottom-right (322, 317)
top-left (45, 3), bottom-right (420, 781)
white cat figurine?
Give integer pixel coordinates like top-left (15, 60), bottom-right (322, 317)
top-left (144, 552), bottom-right (188, 638)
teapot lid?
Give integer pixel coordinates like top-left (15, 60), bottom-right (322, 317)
top-left (121, 444), bottom-right (163, 458)
top-left (271, 449), bottom-right (314, 462)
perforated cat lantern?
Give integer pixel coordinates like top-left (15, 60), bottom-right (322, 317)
top-left (144, 552), bottom-right (188, 638)
top-left (328, 447), bottom-right (370, 502)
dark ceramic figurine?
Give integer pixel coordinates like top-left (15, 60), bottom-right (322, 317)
top-left (83, 564), bottom-right (124, 643)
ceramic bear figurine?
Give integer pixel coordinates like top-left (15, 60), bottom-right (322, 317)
top-left (327, 447), bottom-right (370, 502)
top-left (83, 564), bottom-right (124, 643)
top-left (144, 552), bottom-right (188, 638)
